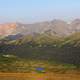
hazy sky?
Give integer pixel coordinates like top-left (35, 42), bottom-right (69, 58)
top-left (0, 0), bottom-right (80, 23)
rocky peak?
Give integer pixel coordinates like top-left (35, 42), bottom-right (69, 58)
top-left (0, 23), bottom-right (16, 36)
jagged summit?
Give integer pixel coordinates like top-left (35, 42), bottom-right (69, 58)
top-left (15, 19), bottom-right (80, 37)
top-left (1, 19), bottom-right (80, 37)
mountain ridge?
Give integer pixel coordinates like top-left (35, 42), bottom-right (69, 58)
top-left (1, 19), bottom-right (80, 37)
top-left (12, 19), bottom-right (80, 37)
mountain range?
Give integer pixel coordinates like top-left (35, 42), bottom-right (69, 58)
top-left (0, 19), bottom-right (80, 65)
top-left (1, 19), bottom-right (80, 37)
top-left (15, 19), bottom-right (80, 37)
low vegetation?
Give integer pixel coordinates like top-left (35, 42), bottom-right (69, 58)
top-left (0, 32), bottom-right (80, 72)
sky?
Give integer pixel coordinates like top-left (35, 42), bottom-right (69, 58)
top-left (0, 0), bottom-right (80, 23)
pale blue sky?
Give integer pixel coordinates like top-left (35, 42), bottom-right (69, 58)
top-left (0, 0), bottom-right (80, 23)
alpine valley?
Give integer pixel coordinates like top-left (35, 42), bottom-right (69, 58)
top-left (0, 19), bottom-right (80, 72)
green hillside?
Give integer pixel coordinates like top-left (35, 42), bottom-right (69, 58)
top-left (0, 32), bottom-right (80, 70)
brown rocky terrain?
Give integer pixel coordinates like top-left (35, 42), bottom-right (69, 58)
top-left (0, 23), bottom-right (16, 36)
top-left (16, 19), bottom-right (80, 37)
top-left (1, 19), bottom-right (80, 37)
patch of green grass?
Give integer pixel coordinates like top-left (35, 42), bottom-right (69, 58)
top-left (0, 54), bottom-right (79, 73)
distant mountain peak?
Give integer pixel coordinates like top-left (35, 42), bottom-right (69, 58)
top-left (1, 19), bottom-right (80, 37)
top-left (0, 23), bottom-right (16, 36)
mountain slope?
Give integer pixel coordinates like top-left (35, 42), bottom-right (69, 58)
top-left (0, 32), bottom-right (80, 65)
top-left (1, 19), bottom-right (80, 37)
top-left (15, 19), bottom-right (80, 37)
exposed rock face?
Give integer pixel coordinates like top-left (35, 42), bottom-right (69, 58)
top-left (16, 19), bottom-right (80, 37)
top-left (70, 19), bottom-right (80, 33)
top-left (1, 19), bottom-right (80, 37)
top-left (16, 20), bottom-right (69, 36)
top-left (0, 23), bottom-right (16, 36)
